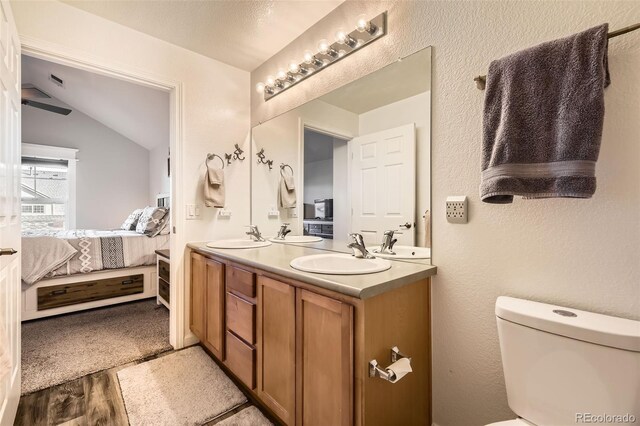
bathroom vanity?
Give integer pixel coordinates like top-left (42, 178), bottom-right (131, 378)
top-left (188, 242), bottom-right (436, 426)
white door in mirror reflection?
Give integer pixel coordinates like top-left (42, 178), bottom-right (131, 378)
top-left (350, 123), bottom-right (416, 246)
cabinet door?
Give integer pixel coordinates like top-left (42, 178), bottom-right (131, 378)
top-left (257, 277), bottom-right (295, 425)
top-left (296, 290), bottom-right (353, 426)
top-left (204, 258), bottom-right (225, 360)
top-left (190, 252), bottom-right (206, 341)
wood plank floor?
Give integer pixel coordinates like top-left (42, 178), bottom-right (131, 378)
top-left (14, 347), bottom-right (268, 426)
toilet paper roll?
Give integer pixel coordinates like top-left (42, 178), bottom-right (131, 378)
top-left (386, 357), bottom-right (412, 383)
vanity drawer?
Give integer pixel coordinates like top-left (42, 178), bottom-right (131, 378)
top-left (226, 292), bottom-right (256, 344)
top-left (226, 266), bottom-right (256, 298)
top-left (158, 258), bottom-right (170, 282)
top-left (225, 331), bottom-right (256, 389)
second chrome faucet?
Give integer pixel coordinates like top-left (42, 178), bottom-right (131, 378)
top-left (348, 233), bottom-right (374, 259)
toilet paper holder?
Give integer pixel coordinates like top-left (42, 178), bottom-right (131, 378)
top-left (369, 346), bottom-right (411, 381)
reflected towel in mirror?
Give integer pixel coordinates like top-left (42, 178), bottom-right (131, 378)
top-left (278, 174), bottom-right (296, 208)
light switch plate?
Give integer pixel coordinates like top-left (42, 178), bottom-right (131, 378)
top-left (268, 208), bottom-right (280, 218)
top-left (186, 204), bottom-right (201, 220)
top-left (446, 196), bottom-right (467, 223)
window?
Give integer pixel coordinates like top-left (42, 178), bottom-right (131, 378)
top-left (20, 144), bottom-right (78, 233)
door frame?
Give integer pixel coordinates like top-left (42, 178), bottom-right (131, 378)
top-left (298, 119), bottom-right (353, 237)
top-left (20, 36), bottom-right (187, 349)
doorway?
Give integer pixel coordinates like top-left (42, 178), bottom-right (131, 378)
top-left (301, 127), bottom-right (350, 242)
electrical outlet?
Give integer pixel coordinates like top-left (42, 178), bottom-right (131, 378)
top-left (218, 209), bottom-right (232, 218)
top-left (446, 196), bottom-right (467, 224)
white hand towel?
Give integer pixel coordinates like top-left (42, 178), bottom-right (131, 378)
top-left (204, 166), bottom-right (225, 208)
top-left (278, 175), bottom-right (296, 209)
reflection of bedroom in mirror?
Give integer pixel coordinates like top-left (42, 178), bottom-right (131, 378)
top-left (251, 46), bottom-right (432, 259)
top-left (19, 54), bottom-right (173, 395)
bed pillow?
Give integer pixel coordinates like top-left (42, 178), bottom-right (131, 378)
top-left (121, 208), bottom-right (144, 231)
top-left (136, 206), bottom-right (169, 237)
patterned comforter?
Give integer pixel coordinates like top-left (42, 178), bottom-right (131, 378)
top-left (22, 229), bottom-right (170, 284)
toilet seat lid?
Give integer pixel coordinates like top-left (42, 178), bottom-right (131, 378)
top-left (486, 419), bottom-right (535, 426)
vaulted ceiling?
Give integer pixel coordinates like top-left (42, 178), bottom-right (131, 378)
top-left (22, 55), bottom-right (170, 151)
top-left (60, 0), bottom-right (344, 71)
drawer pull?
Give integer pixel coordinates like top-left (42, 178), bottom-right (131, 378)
top-left (50, 289), bottom-right (67, 296)
top-left (121, 279), bottom-right (134, 285)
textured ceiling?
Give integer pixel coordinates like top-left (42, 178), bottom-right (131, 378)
top-left (22, 55), bottom-right (169, 151)
top-left (61, 0), bottom-right (344, 71)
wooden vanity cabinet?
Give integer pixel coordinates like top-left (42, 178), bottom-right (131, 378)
top-left (296, 289), bottom-right (353, 426)
top-left (190, 252), bottom-right (225, 360)
top-left (257, 276), bottom-right (296, 425)
top-left (190, 249), bottom-right (432, 426)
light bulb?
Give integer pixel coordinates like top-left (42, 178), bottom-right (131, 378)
top-left (303, 50), bottom-right (315, 64)
top-left (318, 39), bottom-right (330, 54)
top-left (335, 29), bottom-right (347, 44)
top-left (288, 61), bottom-right (300, 74)
top-left (356, 14), bottom-right (369, 32)
top-left (255, 82), bottom-right (265, 93)
top-left (276, 69), bottom-right (287, 81)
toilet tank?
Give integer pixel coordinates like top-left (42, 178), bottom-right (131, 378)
top-left (496, 297), bottom-right (640, 426)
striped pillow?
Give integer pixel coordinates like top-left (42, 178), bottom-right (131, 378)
top-left (121, 209), bottom-right (144, 231)
top-left (136, 207), bottom-right (169, 237)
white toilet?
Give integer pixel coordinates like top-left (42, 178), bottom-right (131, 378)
top-left (489, 296), bottom-right (640, 426)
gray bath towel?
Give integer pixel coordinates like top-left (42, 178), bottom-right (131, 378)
top-left (204, 165), bottom-right (225, 208)
top-left (278, 174), bottom-right (296, 209)
top-left (480, 24), bottom-right (610, 203)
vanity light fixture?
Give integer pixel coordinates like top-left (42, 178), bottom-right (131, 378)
top-left (255, 11), bottom-right (387, 100)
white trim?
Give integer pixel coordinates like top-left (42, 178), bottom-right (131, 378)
top-left (298, 119), bottom-right (353, 235)
top-left (20, 36), bottom-right (186, 349)
top-left (22, 143), bottom-right (77, 161)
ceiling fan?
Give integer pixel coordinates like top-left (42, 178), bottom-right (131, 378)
top-left (21, 86), bottom-right (72, 116)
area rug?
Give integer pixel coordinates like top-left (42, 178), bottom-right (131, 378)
top-left (216, 406), bottom-right (272, 426)
top-left (117, 346), bottom-right (247, 426)
top-left (22, 299), bottom-right (171, 394)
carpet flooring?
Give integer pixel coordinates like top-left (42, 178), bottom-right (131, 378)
top-left (22, 300), bottom-right (172, 395)
top-left (117, 346), bottom-right (248, 426)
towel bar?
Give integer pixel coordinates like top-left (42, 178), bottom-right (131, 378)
top-left (473, 23), bottom-right (640, 90)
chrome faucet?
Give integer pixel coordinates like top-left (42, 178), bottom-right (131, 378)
top-left (348, 233), bottom-right (374, 259)
top-left (275, 223), bottom-right (292, 240)
top-left (378, 230), bottom-right (398, 255)
top-left (246, 225), bottom-right (265, 242)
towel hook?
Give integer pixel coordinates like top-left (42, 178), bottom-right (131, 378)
top-left (280, 163), bottom-right (294, 178)
top-left (205, 153), bottom-right (225, 169)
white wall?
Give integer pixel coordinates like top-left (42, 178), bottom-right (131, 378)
top-left (12, 0), bottom-right (250, 346)
top-left (251, 2), bottom-right (640, 425)
top-left (303, 159), bottom-right (333, 204)
top-left (22, 103), bottom-right (149, 229)
top-left (150, 144), bottom-right (170, 202)
top-left (359, 92), bottom-right (431, 247)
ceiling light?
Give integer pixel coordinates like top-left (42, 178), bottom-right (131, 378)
top-left (259, 11), bottom-right (387, 101)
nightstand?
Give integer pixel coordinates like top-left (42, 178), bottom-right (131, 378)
top-left (156, 249), bottom-right (170, 309)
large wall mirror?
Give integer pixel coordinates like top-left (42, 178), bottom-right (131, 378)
top-left (251, 46), bottom-right (431, 261)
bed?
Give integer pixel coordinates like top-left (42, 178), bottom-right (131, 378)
top-left (21, 195), bottom-right (170, 321)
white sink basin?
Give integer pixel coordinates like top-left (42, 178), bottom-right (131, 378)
top-left (206, 239), bottom-right (272, 249)
top-left (372, 246), bottom-right (431, 260)
top-left (269, 235), bottom-right (323, 244)
top-left (290, 253), bottom-right (391, 275)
